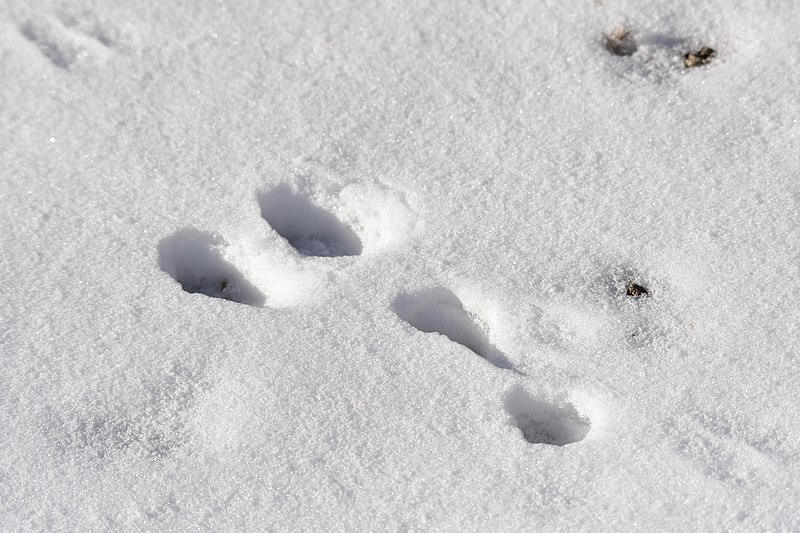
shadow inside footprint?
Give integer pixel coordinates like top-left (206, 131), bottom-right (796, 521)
top-left (393, 287), bottom-right (515, 371)
top-left (504, 387), bottom-right (590, 446)
top-left (258, 185), bottom-right (362, 257)
top-left (158, 228), bottom-right (265, 307)
top-left (20, 20), bottom-right (75, 69)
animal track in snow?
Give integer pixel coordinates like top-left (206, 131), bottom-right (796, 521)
top-left (156, 181), bottom-right (595, 449)
top-left (258, 185), bottom-right (363, 257)
top-left (392, 287), bottom-right (515, 371)
top-left (56, 10), bottom-right (120, 48)
top-left (18, 12), bottom-right (114, 70)
top-left (19, 20), bottom-right (75, 69)
top-left (504, 387), bottom-right (591, 446)
top-left (158, 228), bottom-right (265, 307)
top-left (258, 182), bottom-right (416, 257)
top-left (393, 287), bottom-right (595, 446)
top-left (158, 181), bottom-right (415, 307)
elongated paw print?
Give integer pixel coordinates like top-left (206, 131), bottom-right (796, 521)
top-left (392, 285), bottom-right (593, 447)
top-left (257, 184), bottom-right (363, 258)
top-left (392, 287), bottom-right (516, 371)
top-left (158, 229), bottom-right (266, 307)
top-left (16, 9), bottom-right (126, 70)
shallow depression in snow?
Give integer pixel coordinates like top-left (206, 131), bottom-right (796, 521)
top-left (392, 287), bottom-right (515, 371)
top-left (258, 185), bottom-right (362, 257)
top-left (504, 387), bottom-right (591, 446)
top-left (158, 228), bottom-right (266, 306)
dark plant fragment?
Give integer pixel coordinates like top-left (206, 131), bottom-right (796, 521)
top-left (684, 46), bottom-right (715, 68)
top-left (626, 281), bottom-right (649, 299)
top-left (604, 27), bottom-right (637, 56)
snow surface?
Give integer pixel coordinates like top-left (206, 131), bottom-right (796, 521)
top-left (2, 0), bottom-right (800, 530)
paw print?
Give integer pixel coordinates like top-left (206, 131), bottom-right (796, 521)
top-left (157, 182), bottom-right (626, 448)
top-left (158, 179), bottom-right (620, 446)
top-left (158, 228), bottom-right (267, 307)
top-left (17, 9), bottom-right (126, 70)
top-left (158, 181), bottom-right (416, 308)
top-left (392, 285), bottom-right (594, 446)
top-left (158, 183), bottom-right (712, 446)
top-left (257, 184), bottom-right (363, 258)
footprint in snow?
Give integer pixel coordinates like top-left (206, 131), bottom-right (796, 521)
top-left (157, 228), bottom-right (266, 307)
top-left (157, 181), bottom-right (415, 307)
top-left (392, 287), bottom-right (516, 372)
top-left (393, 286), bottom-right (591, 446)
top-left (19, 11), bottom-right (120, 70)
top-left (504, 386), bottom-right (590, 446)
top-left (257, 184), bottom-right (362, 258)
top-left (156, 182), bottom-right (590, 448)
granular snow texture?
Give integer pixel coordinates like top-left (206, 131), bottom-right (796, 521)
top-left (1, 0), bottom-right (799, 530)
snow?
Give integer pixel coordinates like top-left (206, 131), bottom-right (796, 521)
top-left (1, 0), bottom-right (799, 529)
